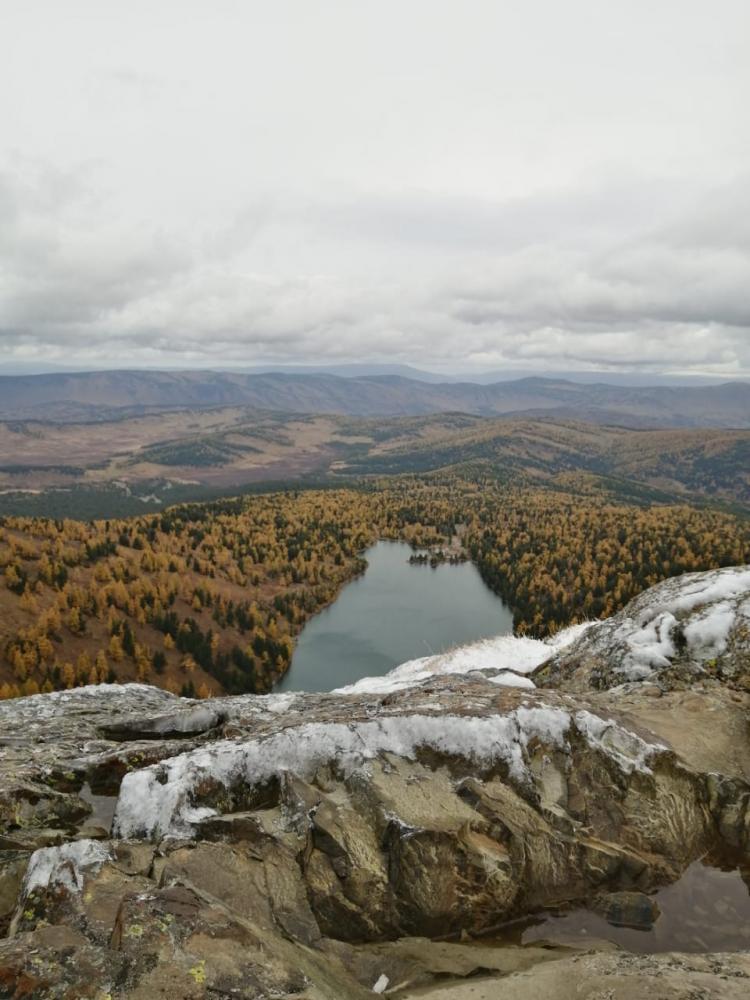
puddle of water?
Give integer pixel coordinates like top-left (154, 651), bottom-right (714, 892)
top-left (79, 782), bottom-right (118, 833)
top-left (489, 861), bottom-right (750, 954)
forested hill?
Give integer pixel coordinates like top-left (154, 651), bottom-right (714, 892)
top-left (1, 369), bottom-right (749, 427)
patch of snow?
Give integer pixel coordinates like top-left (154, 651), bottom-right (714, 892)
top-left (546, 622), bottom-right (593, 651)
top-left (23, 839), bottom-right (111, 895)
top-left (516, 705), bottom-right (572, 747)
top-left (669, 568), bottom-right (750, 615)
top-left (256, 692), bottom-right (297, 714)
top-left (113, 703), bottom-right (664, 841)
top-left (373, 974), bottom-right (389, 994)
top-left (682, 602), bottom-right (736, 659)
top-left (487, 671), bottom-right (536, 689)
top-left (113, 708), bottom-right (575, 839)
top-left (335, 624), bottom-right (592, 696)
top-left (614, 611), bottom-right (677, 678)
top-left (587, 566), bottom-right (750, 682)
top-left (574, 711), bottom-right (666, 773)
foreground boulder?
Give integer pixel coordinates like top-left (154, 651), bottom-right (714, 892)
top-left (0, 566), bottom-right (749, 998)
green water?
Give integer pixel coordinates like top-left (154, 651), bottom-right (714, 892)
top-left (276, 541), bottom-right (514, 692)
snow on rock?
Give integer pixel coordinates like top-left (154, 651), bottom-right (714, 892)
top-left (0, 683), bottom-right (178, 726)
top-left (542, 566), bottom-right (750, 688)
top-left (614, 567), bottom-right (750, 681)
top-left (574, 711), bottom-right (666, 773)
top-left (334, 623), bottom-right (591, 696)
top-left (114, 708), bottom-right (576, 839)
top-left (616, 567), bottom-right (750, 680)
top-left (613, 610), bottom-right (678, 678)
top-left (682, 603), bottom-right (737, 658)
top-left (23, 839), bottom-right (112, 895)
top-left (488, 671), bottom-right (536, 689)
top-left (0, 682), bottom-right (184, 750)
top-left (223, 691), bottom-right (297, 716)
top-left (667, 568), bottom-right (750, 615)
top-left (112, 700), bottom-right (662, 841)
top-left (258, 692), bottom-right (298, 714)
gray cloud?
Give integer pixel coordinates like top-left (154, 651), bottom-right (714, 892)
top-left (2, 158), bottom-right (749, 375)
top-left (0, 1), bottom-right (748, 375)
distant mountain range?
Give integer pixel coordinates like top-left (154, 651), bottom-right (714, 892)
top-left (1, 360), bottom-right (743, 387)
top-left (234, 363), bottom-right (744, 388)
top-left (0, 369), bottom-right (749, 427)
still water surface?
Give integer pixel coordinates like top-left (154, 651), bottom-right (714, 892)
top-left (276, 541), bottom-right (514, 692)
top-left (506, 860), bottom-right (750, 953)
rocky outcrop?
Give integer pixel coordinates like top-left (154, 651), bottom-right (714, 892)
top-left (535, 565), bottom-right (750, 693)
top-left (0, 567), bottom-right (749, 998)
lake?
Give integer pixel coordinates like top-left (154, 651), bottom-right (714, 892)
top-left (276, 540), bottom-right (514, 692)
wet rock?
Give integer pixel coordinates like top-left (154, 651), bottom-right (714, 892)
top-left (592, 889), bottom-right (661, 929)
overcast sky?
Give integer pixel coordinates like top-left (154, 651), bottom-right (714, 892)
top-left (1, 0), bottom-right (749, 376)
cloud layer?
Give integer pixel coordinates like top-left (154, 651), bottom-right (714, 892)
top-left (1, 1), bottom-right (749, 375)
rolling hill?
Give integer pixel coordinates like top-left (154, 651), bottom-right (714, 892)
top-left (343, 417), bottom-right (750, 505)
top-left (1, 407), bottom-right (749, 518)
top-left (0, 370), bottom-right (749, 427)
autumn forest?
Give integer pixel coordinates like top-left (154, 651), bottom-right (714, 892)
top-left (1, 473), bottom-right (748, 699)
